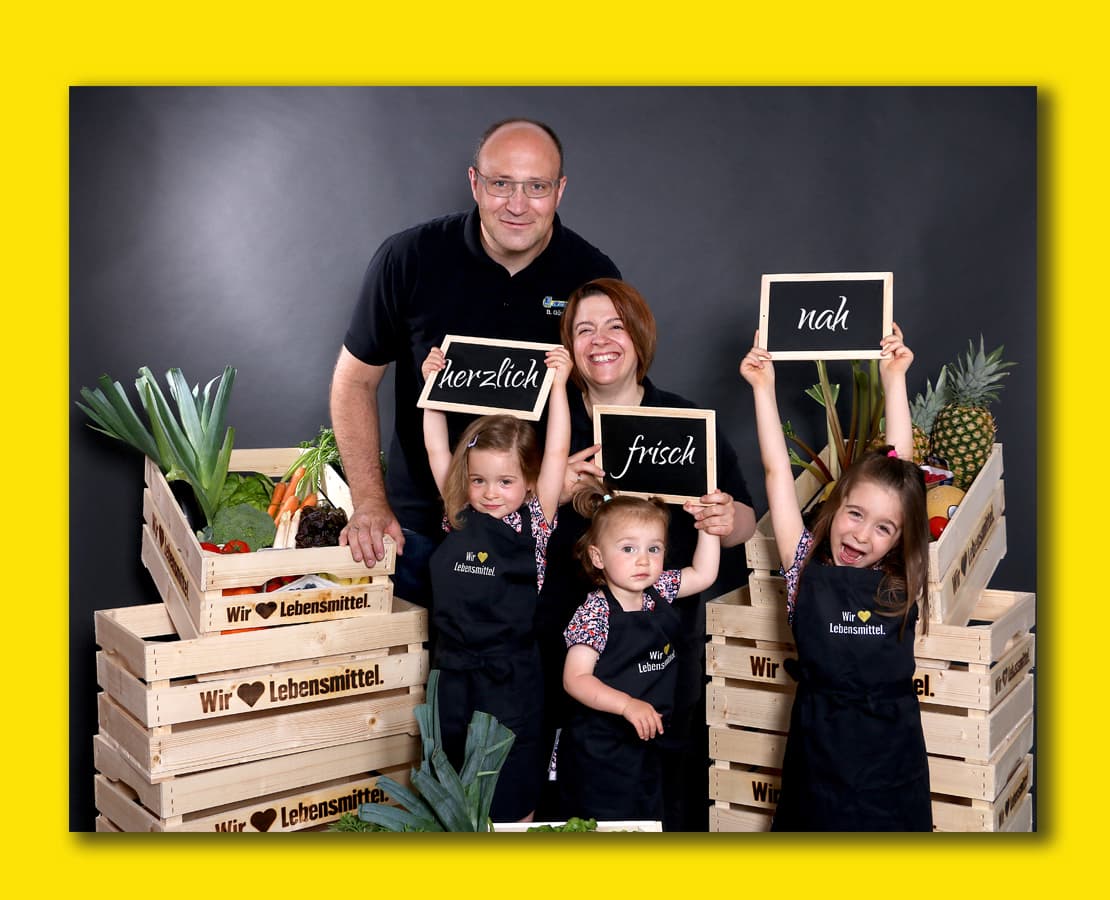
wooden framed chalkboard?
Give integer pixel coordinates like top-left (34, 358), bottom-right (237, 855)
top-left (758, 272), bottom-right (893, 360)
top-left (593, 405), bottom-right (717, 505)
top-left (417, 335), bottom-right (559, 420)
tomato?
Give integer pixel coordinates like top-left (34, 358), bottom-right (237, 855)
top-left (222, 539), bottom-right (251, 554)
top-left (200, 542), bottom-right (222, 553)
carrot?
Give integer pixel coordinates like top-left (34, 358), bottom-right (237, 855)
top-left (276, 493), bottom-right (300, 520)
top-left (267, 481), bottom-right (288, 519)
top-left (300, 492), bottom-right (318, 508)
top-left (286, 465), bottom-right (307, 500)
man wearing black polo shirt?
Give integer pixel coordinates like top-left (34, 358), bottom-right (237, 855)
top-left (330, 118), bottom-right (620, 605)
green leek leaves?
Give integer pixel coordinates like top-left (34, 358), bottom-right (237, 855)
top-left (355, 670), bottom-right (516, 832)
top-left (77, 366), bottom-right (236, 527)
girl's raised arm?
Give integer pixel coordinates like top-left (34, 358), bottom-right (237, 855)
top-left (739, 333), bottom-right (805, 570)
top-left (879, 322), bottom-right (914, 461)
top-left (420, 347), bottom-right (452, 498)
top-left (676, 513), bottom-right (721, 598)
top-left (535, 346), bottom-right (573, 524)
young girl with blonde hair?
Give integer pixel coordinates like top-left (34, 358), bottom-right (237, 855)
top-left (421, 344), bottom-right (572, 823)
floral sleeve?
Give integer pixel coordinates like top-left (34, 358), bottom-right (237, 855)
top-left (527, 494), bottom-right (556, 592)
top-left (653, 569), bottom-right (682, 604)
top-left (564, 591), bottom-right (610, 655)
top-left (780, 528), bottom-right (815, 625)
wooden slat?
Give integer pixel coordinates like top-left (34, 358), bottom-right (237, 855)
top-left (95, 599), bottom-right (427, 682)
top-left (93, 731), bottom-right (419, 817)
top-left (710, 803), bottom-right (773, 832)
top-left (928, 713), bottom-right (1034, 802)
top-left (928, 516), bottom-right (1007, 626)
top-left (920, 674), bottom-right (1033, 760)
top-left (916, 590), bottom-right (1035, 665)
top-left (142, 508), bottom-right (394, 633)
top-left (97, 645), bottom-right (428, 727)
top-left (94, 765), bottom-right (411, 832)
top-left (931, 754), bottom-right (1033, 832)
top-left (928, 445), bottom-right (1004, 578)
top-left (98, 686), bottom-right (423, 779)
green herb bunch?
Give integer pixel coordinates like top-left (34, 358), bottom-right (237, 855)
top-left (286, 426), bottom-right (341, 499)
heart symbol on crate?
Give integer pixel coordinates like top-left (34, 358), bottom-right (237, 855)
top-left (250, 808), bottom-right (277, 832)
top-left (255, 601), bottom-right (278, 619)
top-left (857, 610), bottom-right (871, 623)
top-left (477, 552), bottom-right (488, 563)
top-left (238, 681), bottom-right (266, 707)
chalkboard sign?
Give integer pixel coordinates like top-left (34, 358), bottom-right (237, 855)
top-left (593, 405), bottom-right (717, 505)
top-left (417, 335), bottom-right (559, 420)
top-left (759, 272), bottom-right (893, 360)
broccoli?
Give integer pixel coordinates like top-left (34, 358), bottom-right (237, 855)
top-left (207, 502), bottom-right (278, 550)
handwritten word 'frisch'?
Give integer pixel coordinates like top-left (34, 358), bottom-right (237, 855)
top-left (437, 357), bottom-right (541, 391)
top-left (611, 433), bottom-right (697, 480)
top-left (797, 295), bottom-right (849, 332)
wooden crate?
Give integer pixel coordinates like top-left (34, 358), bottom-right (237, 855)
top-left (95, 598), bottom-right (427, 779)
top-left (744, 444), bottom-right (1006, 625)
top-left (94, 730), bottom-right (419, 818)
top-left (143, 450), bottom-right (397, 638)
top-left (706, 587), bottom-right (1035, 831)
top-left (94, 763), bottom-right (413, 832)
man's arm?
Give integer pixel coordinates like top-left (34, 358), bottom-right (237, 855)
top-left (329, 346), bottom-right (405, 566)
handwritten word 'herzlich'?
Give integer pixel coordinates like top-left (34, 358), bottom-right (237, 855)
top-left (436, 357), bottom-right (541, 390)
top-left (797, 295), bottom-right (849, 332)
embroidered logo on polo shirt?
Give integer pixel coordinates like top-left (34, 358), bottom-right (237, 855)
top-left (542, 295), bottom-right (567, 316)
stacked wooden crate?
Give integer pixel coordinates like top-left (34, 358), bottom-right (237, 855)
top-left (93, 449), bottom-right (427, 832)
top-left (707, 444), bottom-right (1035, 832)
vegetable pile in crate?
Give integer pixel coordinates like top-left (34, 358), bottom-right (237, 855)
top-left (143, 448), bottom-right (395, 638)
top-left (93, 597), bottom-right (428, 831)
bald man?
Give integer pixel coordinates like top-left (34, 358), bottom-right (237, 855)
top-left (331, 118), bottom-right (620, 605)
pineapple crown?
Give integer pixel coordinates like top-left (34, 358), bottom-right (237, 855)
top-left (910, 365), bottom-right (950, 433)
top-left (948, 336), bottom-right (1016, 407)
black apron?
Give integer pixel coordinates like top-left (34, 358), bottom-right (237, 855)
top-left (429, 505), bottom-right (545, 821)
top-left (772, 563), bottom-right (932, 832)
top-left (559, 586), bottom-right (682, 823)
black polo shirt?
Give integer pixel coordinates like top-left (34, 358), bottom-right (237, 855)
top-left (344, 208), bottom-right (620, 535)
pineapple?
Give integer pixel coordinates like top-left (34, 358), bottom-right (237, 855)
top-left (909, 366), bottom-right (950, 465)
top-left (930, 338), bottom-right (1016, 489)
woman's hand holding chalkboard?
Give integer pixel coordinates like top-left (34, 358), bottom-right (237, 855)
top-left (878, 322), bottom-right (913, 377)
top-left (560, 443), bottom-right (605, 505)
top-left (739, 331), bottom-right (775, 389)
top-left (685, 491), bottom-right (735, 537)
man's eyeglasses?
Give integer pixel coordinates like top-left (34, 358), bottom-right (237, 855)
top-left (474, 170), bottom-right (560, 200)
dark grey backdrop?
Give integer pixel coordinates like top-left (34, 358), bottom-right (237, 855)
top-left (70, 87), bottom-right (1036, 830)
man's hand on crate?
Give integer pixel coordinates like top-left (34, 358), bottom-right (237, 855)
top-left (340, 498), bottom-right (405, 567)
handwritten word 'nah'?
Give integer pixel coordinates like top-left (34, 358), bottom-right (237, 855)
top-left (797, 295), bottom-right (849, 332)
